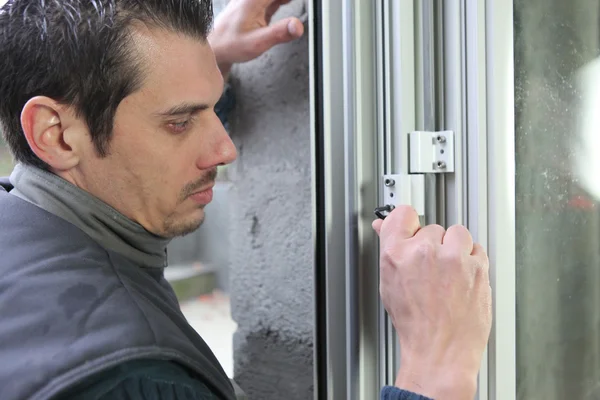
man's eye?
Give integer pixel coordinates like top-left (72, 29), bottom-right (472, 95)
top-left (168, 120), bottom-right (191, 133)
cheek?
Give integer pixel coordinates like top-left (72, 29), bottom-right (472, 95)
top-left (138, 163), bottom-right (183, 207)
top-left (111, 119), bottom-right (164, 172)
top-left (103, 137), bottom-right (167, 204)
top-left (111, 113), bottom-right (200, 202)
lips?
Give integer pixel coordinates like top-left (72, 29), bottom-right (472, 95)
top-left (189, 185), bottom-right (214, 205)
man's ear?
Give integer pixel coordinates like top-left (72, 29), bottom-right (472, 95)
top-left (20, 96), bottom-right (87, 171)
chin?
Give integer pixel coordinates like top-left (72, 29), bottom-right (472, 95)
top-left (161, 209), bottom-right (205, 238)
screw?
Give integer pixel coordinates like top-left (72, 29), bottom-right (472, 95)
top-left (436, 135), bottom-right (446, 144)
top-left (436, 161), bottom-right (446, 169)
top-left (384, 178), bottom-right (395, 187)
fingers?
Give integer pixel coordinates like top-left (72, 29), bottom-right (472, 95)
top-left (243, 17), bottom-right (304, 54)
top-left (265, 0), bottom-right (293, 22)
top-left (471, 242), bottom-right (486, 257)
top-left (380, 205), bottom-right (421, 241)
top-left (374, 209), bottom-right (485, 264)
top-left (372, 219), bottom-right (383, 236)
top-left (286, 17), bottom-right (304, 38)
top-left (415, 224), bottom-right (446, 244)
top-left (442, 224), bottom-right (474, 255)
top-left (471, 243), bottom-right (489, 272)
top-left (374, 218), bottom-right (445, 245)
top-left (241, 0), bottom-right (292, 9)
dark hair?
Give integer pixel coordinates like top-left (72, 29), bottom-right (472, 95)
top-left (0, 0), bottom-right (213, 170)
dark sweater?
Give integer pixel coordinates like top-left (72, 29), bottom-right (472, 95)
top-left (53, 359), bottom-right (431, 400)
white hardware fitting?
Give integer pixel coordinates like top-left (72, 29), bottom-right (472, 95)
top-left (409, 130), bottom-right (455, 174)
top-left (380, 131), bottom-right (455, 218)
top-left (382, 174), bottom-right (425, 216)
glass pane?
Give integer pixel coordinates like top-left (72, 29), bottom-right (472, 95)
top-left (515, 0), bottom-right (600, 398)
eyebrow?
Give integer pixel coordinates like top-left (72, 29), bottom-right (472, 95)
top-left (154, 103), bottom-right (210, 117)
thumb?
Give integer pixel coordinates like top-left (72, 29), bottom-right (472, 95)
top-left (372, 219), bottom-right (383, 236)
top-left (245, 17), bottom-right (304, 54)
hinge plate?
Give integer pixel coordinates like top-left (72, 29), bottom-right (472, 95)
top-left (380, 174), bottom-right (425, 217)
top-left (408, 130), bottom-right (455, 174)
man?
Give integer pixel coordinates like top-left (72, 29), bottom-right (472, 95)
top-left (0, 0), bottom-right (491, 399)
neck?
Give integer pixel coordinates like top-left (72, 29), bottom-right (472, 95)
top-left (9, 163), bottom-right (170, 268)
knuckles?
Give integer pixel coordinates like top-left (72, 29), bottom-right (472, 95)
top-left (379, 224), bottom-right (488, 280)
top-left (380, 239), bottom-right (437, 272)
top-left (412, 241), bottom-right (437, 261)
top-left (438, 250), bottom-right (465, 269)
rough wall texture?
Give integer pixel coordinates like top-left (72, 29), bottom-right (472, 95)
top-left (227, 1), bottom-right (314, 398)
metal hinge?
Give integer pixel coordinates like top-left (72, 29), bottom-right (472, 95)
top-left (374, 131), bottom-right (455, 220)
top-left (409, 130), bottom-right (455, 173)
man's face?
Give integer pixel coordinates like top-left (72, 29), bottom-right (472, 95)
top-left (77, 26), bottom-right (237, 238)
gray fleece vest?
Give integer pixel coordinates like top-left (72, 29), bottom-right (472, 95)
top-left (0, 165), bottom-right (236, 400)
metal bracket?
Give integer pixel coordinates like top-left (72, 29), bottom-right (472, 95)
top-left (375, 131), bottom-right (455, 220)
top-left (374, 174), bottom-right (425, 219)
top-left (409, 130), bottom-right (455, 173)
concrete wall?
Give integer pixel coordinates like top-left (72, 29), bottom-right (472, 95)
top-left (226, 1), bottom-right (314, 398)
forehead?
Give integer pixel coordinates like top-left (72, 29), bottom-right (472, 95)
top-left (127, 26), bottom-right (224, 108)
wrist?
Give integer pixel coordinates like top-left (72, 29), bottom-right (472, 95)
top-left (395, 363), bottom-right (477, 399)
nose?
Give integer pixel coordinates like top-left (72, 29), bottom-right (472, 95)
top-left (216, 126), bottom-right (238, 166)
top-left (196, 115), bottom-right (238, 170)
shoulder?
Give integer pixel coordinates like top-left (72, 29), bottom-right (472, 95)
top-left (0, 190), bottom-right (107, 253)
top-left (56, 359), bottom-right (221, 400)
top-left (0, 190), bottom-right (112, 273)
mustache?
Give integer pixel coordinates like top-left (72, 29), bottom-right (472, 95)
top-left (180, 168), bottom-right (218, 200)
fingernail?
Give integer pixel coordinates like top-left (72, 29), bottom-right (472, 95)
top-left (288, 20), bottom-right (299, 36)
